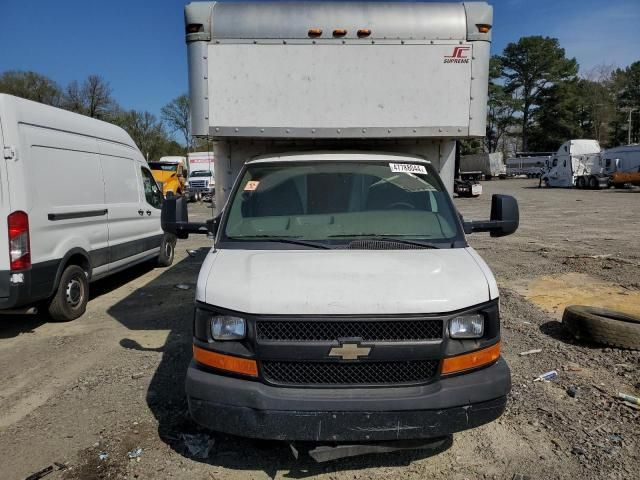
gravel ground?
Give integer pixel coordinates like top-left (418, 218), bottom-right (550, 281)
top-left (0, 179), bottom-right (638, 480)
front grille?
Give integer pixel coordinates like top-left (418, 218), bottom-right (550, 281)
top-left (189, 180), bottom-right (207, 188)
top-left (262, 360), bottom-right (439, 386)
top-left (256, 319), bottom-right (443, 342)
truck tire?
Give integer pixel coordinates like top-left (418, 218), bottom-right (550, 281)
top-left (157, 233), bottom-right (176, 267)
top-left (588, 176), bottom-right (599, 189)
top-left (576, 176), bottom-right (586, 189)
top-left (562, 305), bottom-right (640, 350)
top-left (47, 265), bottom-right (89, 321)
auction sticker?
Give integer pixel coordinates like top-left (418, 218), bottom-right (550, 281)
top-left (244, 180), bottom-right (260, 191)
top-left (389, 163), bottom-right (427, 175)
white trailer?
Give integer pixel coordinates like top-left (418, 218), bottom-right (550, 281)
top-left (601, 144), bottom-right (640, 188)
top-left (541, 139), bottom-right (606, 188)
top-left (460, 152), bottom-right (505, 180)
top-left (505, 155), bottom-right (549, 178)
top-left (165, 1), bottom-right (519, 447)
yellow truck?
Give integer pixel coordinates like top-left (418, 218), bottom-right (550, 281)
top-left (148, 156), bottom-right (187, 197)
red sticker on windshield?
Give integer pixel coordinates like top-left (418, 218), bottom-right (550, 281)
top-left (244, 181), bottom-right (260, 191)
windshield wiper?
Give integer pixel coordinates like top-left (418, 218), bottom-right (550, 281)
top-left (227, 236), bottom-right (331, 249)
top-left (327, 234), bottom-right (443, 249)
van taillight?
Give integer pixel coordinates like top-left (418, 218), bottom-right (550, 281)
top-left (8, 211), bottom-right (30, 270)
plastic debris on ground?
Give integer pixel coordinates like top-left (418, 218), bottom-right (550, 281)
top-left (519, 349), bottom-right (542, 356)
top-left (181, 433), bottom-right (214, 459)
top-left (533, 370), bottom-right (558, 382)
top-left (567, 386), bottom-right (580, 398)
top-left (127, 447), bottom-right (143, 459)
top-left (98, 452), bottom-right (109, 461)
top-left (616, 392), bottom-right (640, 405)
top-left (186, 249), bottom-right (198, 257)
top-left (175, 284), bottom-right (191, 290)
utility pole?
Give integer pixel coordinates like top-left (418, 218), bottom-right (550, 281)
top-left (623, 108), bottom-right (637, 145)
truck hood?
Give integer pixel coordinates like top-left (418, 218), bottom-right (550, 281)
top-left (197, 247), bottom-right (496, 315)
top-left (151, 171), bottom-right (176, 182)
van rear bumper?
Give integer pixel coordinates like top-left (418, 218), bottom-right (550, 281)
top-left (186, 357), bottom-right (510, 441)
top-left (0, 261), bottom-right (59, 310)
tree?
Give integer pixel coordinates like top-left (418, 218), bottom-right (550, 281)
top-left (499, 36), bottom-right (578, 151)
top-left (610, 62), bottom-right (640, 145)
top-left (485, 56), bottom-right (520, 153)
top-left (161, 94), bottom-right (191, 147)
top-left (0, 70), bottom-right (62, 106)
top-left (63, 74), bottom-right (115, 119)
top-left (112, 110), bottom-right (168, 159)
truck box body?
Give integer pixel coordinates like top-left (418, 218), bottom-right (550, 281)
top-left (176, 1), bottom-right (515, 444)
top-left (186, 151), bottom-right (215, 200)
top-left (460, 152), bottom-right (505, 179)
top-left (186, 1), bottom-right (492, 205)
top-left (0, 94), bottom-right (171, 319)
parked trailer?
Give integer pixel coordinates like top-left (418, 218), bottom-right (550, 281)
top-left (506, 155), bottom-right (549, 178)
top-left (163, 0), bottom-right (519, 448)
top-left (541, 139), bottom-right (607, 189)
top-left (601, 144), bottom-right (640, 188)
top-left (460, 152), bottom-right (505, 180)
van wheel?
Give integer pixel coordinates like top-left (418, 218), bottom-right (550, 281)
top-left (47, 265), bottom-right (89, 321)
top-left (157, 233), bottom-right (176, 267)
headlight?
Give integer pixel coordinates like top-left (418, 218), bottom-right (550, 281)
top-left (449, 313), bottom-right (484, 339)
top-left (211, 315), bottom-right (246, 340)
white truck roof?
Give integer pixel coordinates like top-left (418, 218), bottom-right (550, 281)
top-left (247, 151), bottom-right (431, 164)
top-left (0, 94), bottom-right (137, 149)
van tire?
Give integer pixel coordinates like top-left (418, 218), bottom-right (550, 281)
top-left (157, 233), bottom-right (176, 267)
top-left (562, 305), bottom-right (640, 350)
top-left (47, 265), bottom-right (89, 321)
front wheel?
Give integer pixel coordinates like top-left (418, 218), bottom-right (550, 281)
top-left (157, 233), bottom-right (176, 267)
top-left (47, 265), bottom-right (89, 321)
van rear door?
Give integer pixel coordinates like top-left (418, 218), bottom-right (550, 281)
top-left (0, 113), bottom-right (11, 297)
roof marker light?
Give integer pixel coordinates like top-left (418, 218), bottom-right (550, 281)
top-left (476, 24), bottom-right (492, 33)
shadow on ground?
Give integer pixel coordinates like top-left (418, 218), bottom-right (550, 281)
top-left (107, 246), bottom-right (452, 477)
top-left (0, 261), bottom-right (157, 339)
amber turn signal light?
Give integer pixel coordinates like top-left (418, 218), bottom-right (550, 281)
top-left (193, 345), bottom-right (258, 377)
top-left (441, 342), bottom-right (500, 375)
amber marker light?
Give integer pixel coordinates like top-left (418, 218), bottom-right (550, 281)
top-left (357, 28), bottom-right (371, 38)
top-left (333, 28), bottom-right (347, 37)
top-left (308, 28), bottom-right (323, 38)
top-left (477, 24), bottom-right (492, 33)
top-left (441, 342), bottom-right (501, 375)
top-left (193, 345), bottom-right (258, 377)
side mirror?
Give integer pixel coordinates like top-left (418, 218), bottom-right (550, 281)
top-left (463, 194), bottom-right (519, 237)
top-left (161, 192), bottom-right (209, 238)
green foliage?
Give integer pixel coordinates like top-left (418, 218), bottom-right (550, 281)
top-left (0, 70), bottom-right (62, 106)
top-left (499, 36), bottom-right (578, 151)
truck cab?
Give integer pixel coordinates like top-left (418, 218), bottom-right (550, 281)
top-left (541, 140), bottom-right (605, 189)
top-left (149, 156), bottom-right (187, 197)
top-left (165, 0), bottom-right (519, 445)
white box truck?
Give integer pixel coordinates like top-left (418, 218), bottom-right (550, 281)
top-left (163, 0), bottom-right (518, 448)
top-left (0, 94), bottom-right (176, 321)
top-left (186, 151), bottom-right (215, 201)
top-left (541, 139), bottom-right (607, 188)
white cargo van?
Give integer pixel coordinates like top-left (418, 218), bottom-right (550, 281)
top-left (163, 1), bottom-right (519, 448)
top-left (0, 94), bottom-right (176, 321)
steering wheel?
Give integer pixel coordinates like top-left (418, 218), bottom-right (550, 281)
top-left (387, 202), bottom-right (416, 210)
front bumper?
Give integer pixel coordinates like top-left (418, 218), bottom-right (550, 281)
top-left (186, 357), bottom-right (510, 441)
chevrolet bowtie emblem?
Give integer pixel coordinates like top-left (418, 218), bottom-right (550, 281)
top-left (328, 343), bottom-right (371, 360)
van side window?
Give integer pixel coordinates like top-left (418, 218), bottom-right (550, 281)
top-left (141, 167), bottom-right (163, 209)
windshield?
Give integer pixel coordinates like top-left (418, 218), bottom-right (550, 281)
top-left (148, 162), bottom-right (178, 172)
top-left (222, 161), bottom-right (463, 248)
top-left (190, 170), bottom-right (213, 177)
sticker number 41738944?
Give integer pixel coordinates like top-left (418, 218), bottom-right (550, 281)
top-left (389, 163), bottom-right (427, 175)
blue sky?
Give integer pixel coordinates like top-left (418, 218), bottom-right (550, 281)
top-left (1, 0), bottom-right (638, 118)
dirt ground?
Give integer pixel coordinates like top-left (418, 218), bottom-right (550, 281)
top-left (0, 179), bottom-right (638, 480)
